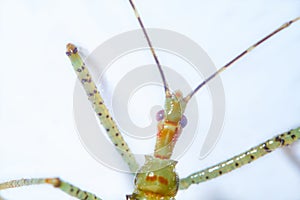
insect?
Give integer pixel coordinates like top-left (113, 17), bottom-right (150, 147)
top-left (0, 0), bottom-right (300, 199)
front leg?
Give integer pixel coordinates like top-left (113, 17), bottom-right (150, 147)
top-left (66, 43), bottom-right (139, 173)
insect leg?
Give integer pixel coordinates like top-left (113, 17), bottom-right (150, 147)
top-left (0, 178), bottom-right (102, 200)
top-left (66, 43), bottom-right (139, 173)
top-left (179, 127), bottom-right (300, 189)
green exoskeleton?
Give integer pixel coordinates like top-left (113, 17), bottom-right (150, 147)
top-left (0, 1), bottom-right (300, 199)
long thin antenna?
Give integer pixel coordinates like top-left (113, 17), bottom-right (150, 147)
top-left (184, 16), bottom-right (300, 102)
top-left (128, 0), bottom-right (170, 95)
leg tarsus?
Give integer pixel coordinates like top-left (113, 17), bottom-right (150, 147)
top-left (0, 178), bottom-right (103, 200)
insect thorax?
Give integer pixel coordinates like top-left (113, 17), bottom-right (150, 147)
top-left (127, 155), bottom-right (179, 200)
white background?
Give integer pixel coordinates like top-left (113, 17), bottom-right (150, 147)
top-left (1, 0), bottom-right (300, 200)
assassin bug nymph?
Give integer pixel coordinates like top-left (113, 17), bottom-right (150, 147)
top-left (0, 1), bottom-right (300, 199)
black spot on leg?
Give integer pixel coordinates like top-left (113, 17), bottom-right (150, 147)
top-left (291, 134), bottom-right (296, 140)
top-left (106, 128), bottom-right (110, 132)
top-left (106, 115), bottom-right (109, 118)
top-left (98, 112), bottom-right (102, 116)
top-left (235, 162), bottom-right (239, 167)
top-left (76, 68), bottom-right (82, 72)
top-left (275, 136), bottom-right (285, 145)
top-left (115, 133), bottom-right (119, 137)
top-left (81, 79), bottom-right (88, 84)
top-left (263, 145), bottom-right (272, 153)
top-left (287, 131), bottom-right (291, 135)
top-left (250, 155), bottom-right (255, 160)
top-left (219, 171), bottom-right (223, 175)
top-left (205, 176), bottom-right (209, 180)
top-left (83, 193), bottom-right (89, 200)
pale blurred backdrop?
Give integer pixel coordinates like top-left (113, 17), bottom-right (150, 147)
top-left (0, 0), bottom-right (300, 199)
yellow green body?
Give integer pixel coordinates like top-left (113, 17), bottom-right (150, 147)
top-left (127, 156), bottom-right (178, 200)
top-left (128, 91), bottom-right (188, 199)
top-left (154, 91), bottom-right (187, 159)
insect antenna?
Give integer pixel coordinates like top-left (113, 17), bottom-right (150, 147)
top-left (128, 0), bottom-right (170, 95)
top-left (184, 16), bottom-right (300, 102)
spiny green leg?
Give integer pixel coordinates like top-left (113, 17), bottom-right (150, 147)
top-left (179, 127), bottom-right (300, 190)
top-left (66, 44), bottom-right (139, 172)
top-left (0, 178), bottom-right (102, 200)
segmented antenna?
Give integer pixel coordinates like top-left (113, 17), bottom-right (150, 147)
top-left (184, 16), bottom-right (300, 102)
top-left (128, 0), bottom-right (170, 95)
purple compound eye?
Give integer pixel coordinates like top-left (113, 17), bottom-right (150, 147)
top-left (66, 51), bottom-right (71, 56)
top-left (73, 47), bottom-right (78, 54)
top-left (156, 110), bottom-right (164, 121)
top-left (180, 115), bottom-right (187, 128)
